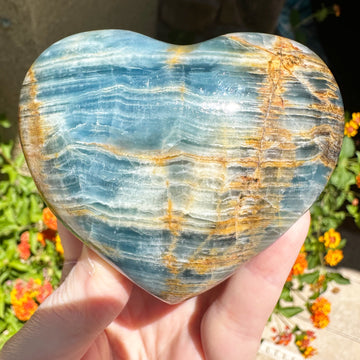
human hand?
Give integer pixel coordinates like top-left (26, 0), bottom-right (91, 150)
top-left (0, 212), bottom-right (310, 360)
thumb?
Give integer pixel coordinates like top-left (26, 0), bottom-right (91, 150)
top-left (1, 245), bottom-right (133, 360)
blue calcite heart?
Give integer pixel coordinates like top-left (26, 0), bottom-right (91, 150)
top-left (19, 30), bottom-right (344, 304)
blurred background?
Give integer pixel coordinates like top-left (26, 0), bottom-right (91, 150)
top-left (0, 0), bottom-right (359, 138)
top-left (1, 0), bottom-right (359, 268)
top-left (0, 1), bottom-right (359, 357)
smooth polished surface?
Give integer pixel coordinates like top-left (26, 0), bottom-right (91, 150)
top-left (19, 30), bottom-right (344, 303)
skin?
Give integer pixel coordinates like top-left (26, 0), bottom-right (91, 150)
top-left (0, 211), bottom-right (310, 360)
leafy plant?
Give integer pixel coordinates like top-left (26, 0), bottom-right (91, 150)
top-left (289, 3), bottom-right (341, 44)
top-left (1, 108), bottom-right (359, 357)
top-left (271, 111), bottom-right (360, 357)
top-left (0, 119), bottom-right (63, 347)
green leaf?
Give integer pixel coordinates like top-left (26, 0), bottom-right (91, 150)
top-left (280, 286), bottom-right (293, 302)
top-left (0, 289), bottom-right (4, 319)
top-left (1, 164), bottom-right (17, 184)
top-left (314, 5), bottom-right (330, 22)
top-left (29, 194), bottom-right (43, 223)
top-left (29, 229), bottom-right (39, 254)
top-left (335, 191), bottom-right (347, 209)
top-left (357, 151), bottom-right (360, 162)
top-left (339, 136), bottom-right (355, 159)
top-left (310, 291), bottom-right (320, 300)
top-left (3, 206), bottom-right (16, 225)
top-left (278, 306), bottom-right (303, 318)
top-left (0, 320), bottom-right (6, 334)
top-left (16, 197), bottom-right (30, 226)
top-left (346, 204), bottom-right (359, 217)
top-left (307, 253), bottom-right (321, 269)
top-left (0, 116), bottom-right (11, 129)
top-left (18, 175), bottom-right (36, 195)
top-left (5, 240), bottom-right (17, 259)
top-left (329, 167), bottom-right (355, 189)
top-left (0, 271), bottom-right (10, 285)
top-left (4, 308), bottom-right (23, 331)
top-left (6, 187), bottom-right (17, 206)
top-left (0, 141), bottom-right (13, 161)
top-left (327, 272), bottom-right (350, 285)
top-left (299, 270), bottom-right (320, 284)
top-left (349, 161), bottom-right (360, 175)
top-left (13, 153), bottom-right (25, 168)
top-left (322, 213), bottom-right (346, 230)
top-left (0, 221), bottom-right (18, 237)
top-left (355, 213), bottom-right (360, 228)
top-left (0, 180), bottom-right (9, 195)
top-left (8, 261), bottom-right (29, 272)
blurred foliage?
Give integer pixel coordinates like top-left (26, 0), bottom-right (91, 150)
top-left (0, 120), bottom-right (63, 347)
top-left (0, 79), bottom-right (359, 358)
top-left (289, 3), bottom-right (341, 44)
top-left (272, 111), bottom-right (360, 357)
top-left (0, 110), bottom-right (359, 355)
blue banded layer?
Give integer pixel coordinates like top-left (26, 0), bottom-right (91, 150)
top-left (19, 30), bottom-right (344, 303)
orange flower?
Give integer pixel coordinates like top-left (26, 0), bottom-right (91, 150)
top-left (271, 326), bottom-right (292, 346)
top-left (293, 252), bottom-right (308, 275)
top-left (12, 295), bottom-right (38, 321)
top-left (43, 207), bottom-right (57, 231)
top-left (10, 278), bottom-right (53, 321)
top-left (333, 4), bottom-right (341, 17)
top-left (356, 174), bottom-right (360, 189)
top-left (37, 228), bottom-right (57, 246)
top-left (344, 120), bottom-right (358, 137)
top-left (37, 232), bottom-right (46, 246)
top-left (303, 346), bottom-right (317, 358)
top-left (36, 280), bottom-right (53, 303)
top-left (310, 274), bottom-right (326, 293)
top-left (55, 234), bottom-right (64, 255)
top-left (310, 297), bottom-right (331, 329)
top-left (352, 112), bottom-right (360, 125)
top-left (325, 249), bottom-right (344, 266)
top-left (295, 330), bottom-right (317, 358)
top-left (318, 228), bottom-right (341, 249)
top-left (311, 311), bottom-right (330, 329)
top-left (287, 252), bottom-right (308, 281)
top-left (17, 231), bottom-right (31, 260)
top-left (11, 279), bottom-right (38, 321)
top-left (311, 297), bottom-right (331, 315)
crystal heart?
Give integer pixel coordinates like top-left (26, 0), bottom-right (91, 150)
top-left (19, 30), bottom-right (344, 304)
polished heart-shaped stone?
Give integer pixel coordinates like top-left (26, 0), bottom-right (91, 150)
top-left (19, 30), bottom-right (344, 304)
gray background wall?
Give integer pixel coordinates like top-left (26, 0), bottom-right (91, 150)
top-left (1, 0), bottom-right (287, 141)
top-left (0, 0), bottom-right (159, 140)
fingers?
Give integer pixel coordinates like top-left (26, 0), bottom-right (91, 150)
top-left (57, 222), bottom-right (84, 280)
top-left (58, 221), bottom-right (83, 262)
top-left (202, 211), bottom-right (311, 360)
top-left (1, 245), bottom-right (133, 360)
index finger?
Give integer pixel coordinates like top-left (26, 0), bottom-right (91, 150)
top-left (57, 221), bottom-right (84, 280)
